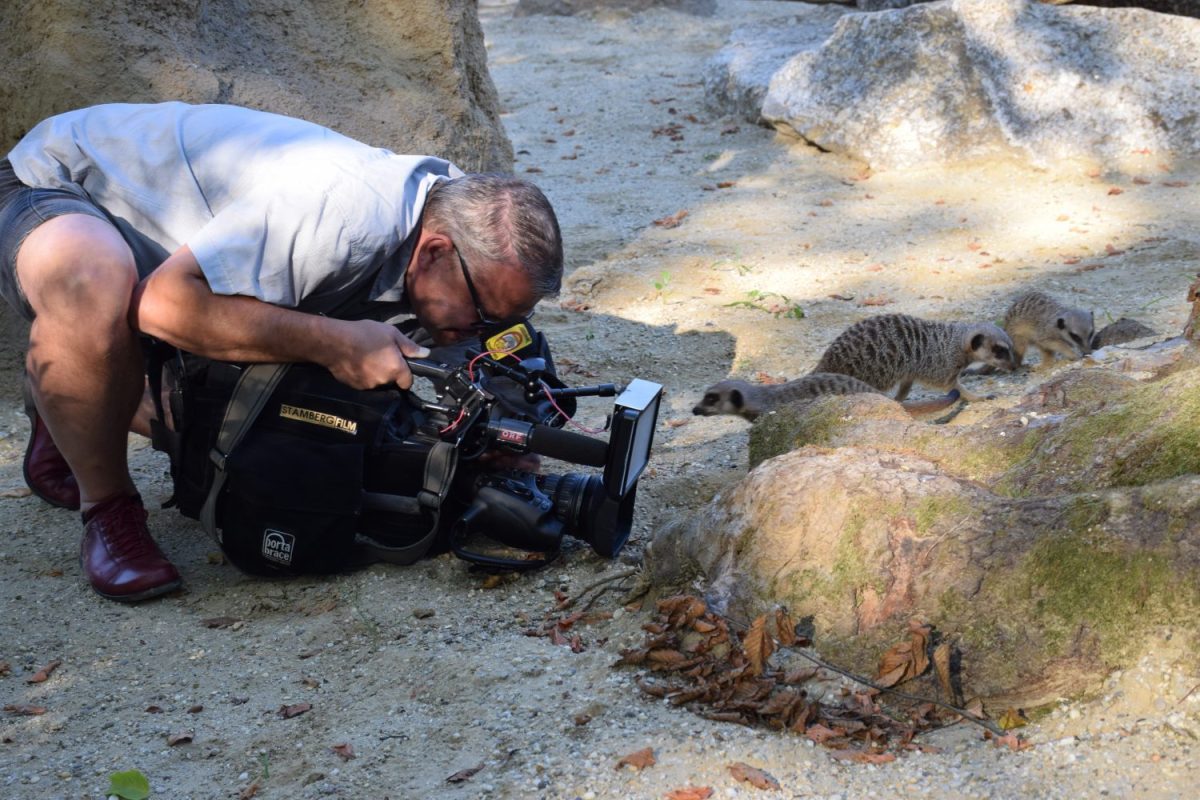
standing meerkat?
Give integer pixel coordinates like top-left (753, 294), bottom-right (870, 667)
top-left (813, 313), bottom-right (1016, 402)
top-left (692, 374), bottom-right (959, 421)
top-left (1003, 291), bottom-right (1094, 369)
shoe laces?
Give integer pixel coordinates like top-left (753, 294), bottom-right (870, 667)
top-left (93, 500), bottom-right (155, 560)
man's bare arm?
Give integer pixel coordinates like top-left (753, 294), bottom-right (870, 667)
top-left (130, 246), bottom-right (427, 389)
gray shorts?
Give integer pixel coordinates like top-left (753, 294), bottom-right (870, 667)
top-left (0, 158), bottom-right (109, 321)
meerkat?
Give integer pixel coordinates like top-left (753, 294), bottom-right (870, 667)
top-left (1003, 291), bottom-right (1094, 370)
top-left (1090, 317), bottom-right (1157, 350)
top-left (692, 373), bottom-right (960, 421)
top-left (813, 313), bottom-right (1016, 402)
top-left (693, 373), bottom-right (879, 421)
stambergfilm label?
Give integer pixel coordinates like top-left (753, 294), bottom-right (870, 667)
top-left (279, 404), bottom-right (358, 435)
top-left (262, 529), bottom-right (296, 565)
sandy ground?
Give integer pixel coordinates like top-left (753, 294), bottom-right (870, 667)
top-left (3, 1), bottom-right (1200, 798)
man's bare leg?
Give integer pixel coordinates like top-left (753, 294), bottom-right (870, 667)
top-left (17, 213), bottom-right (180, 600)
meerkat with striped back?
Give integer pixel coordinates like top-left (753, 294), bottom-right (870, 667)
top-left (813, 313), bottom-right (1016, 402)
top-left (1003, 291), bottom-right (1094, 369)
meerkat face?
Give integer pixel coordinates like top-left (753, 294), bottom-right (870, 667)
top-left (967, 325), bottom-right (1018, 372)
top-left (1057, 309), bottom-right (1095, 356)
top-left (693, 380), bottom-right (752, 419)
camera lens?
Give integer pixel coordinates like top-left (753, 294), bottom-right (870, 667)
top-left (540, 473), bottom-right (634, 558)
top-left (541, 472), bottom-right (593, 528)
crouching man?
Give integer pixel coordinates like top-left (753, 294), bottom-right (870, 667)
top-left (0, 102), bottom-right (562, 601)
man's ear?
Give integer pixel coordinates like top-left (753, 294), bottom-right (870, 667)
top-left (410, 230), bottom-right (453, 277)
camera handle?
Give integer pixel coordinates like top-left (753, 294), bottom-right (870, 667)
top-left (486, 418), bottom-right (608, 467)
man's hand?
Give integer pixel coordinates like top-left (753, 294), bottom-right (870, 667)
top-left (323, 319), bottom-right (429, 390)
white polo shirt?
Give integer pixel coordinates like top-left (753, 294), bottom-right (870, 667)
top-left (7, 102), bottom-right (462, 317)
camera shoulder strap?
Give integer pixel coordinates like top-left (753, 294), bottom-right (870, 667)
top-left (200, 362), bottom-right (291, 542)
top-left (356, 440), bottom-right (457, 565)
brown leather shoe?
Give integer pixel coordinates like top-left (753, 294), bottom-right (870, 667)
top-left (22, 386), bottom-right (80, 510)
top-left (81, 494), bottom-right (182, 602)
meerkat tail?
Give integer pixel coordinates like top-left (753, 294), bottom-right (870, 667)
top-left (900, 389), bottom-right (962, 418)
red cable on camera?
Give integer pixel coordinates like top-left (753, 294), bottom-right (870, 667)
top-left (542, 384), bottom-right (607, 435)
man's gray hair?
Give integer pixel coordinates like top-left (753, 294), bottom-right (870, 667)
top-left (423, 174), bottom-right (563, 298)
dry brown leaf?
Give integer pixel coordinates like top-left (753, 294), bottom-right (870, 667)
top-left (201, 616), bottom-right (239, 629)
top-left (773, 608), bottom-right (797, 647)
top-left (658, 595), bottom-right (706, 627)
top-left (239, 779), bottom-right (261, 799)
top-left (932, 642), bottom-right (954, 700)
top-left (1107, 187), bottom-right (1124, 195)
top-left (206, 551), bottom-right (226, 565)
top-left (702, 287), bottom-right (722, 295)
top-left (805, 723), bottom-right (841, 744)
top-left (331, 742), bottom-right (356, 761)
top-left (963, 697), bottom-right (985, 719)
top-left (716, 181), bottom-right (736, 189)
top-left (27, 659), bottom-right (62, 684)
top-left (0, 486), bottom-right (32, 498)
top-left (4, 704), bottom-right (46, 716)
top-left (615, 747), bottom-right (656, 770)
top-left (480, 574), bottom-right (504, 590)
top-left (145, 705), bottom-right (164, 713)
top-left (665, 418), bottom-right (691, 428)
top-left (0, 662), bottom-right (10, 677)
top-left (728, 762), bottom-right (781, 790)
top-left (859, 295), bottom-right (894, 307)
top-left (167, 731), bottom-right (193, 746)
top-left (648, 649), bottom-right (688, 667)
top-left (829, 750), bottom-right (897, 765)
top-left (743, 614), bottom-right (774, 677)
top-left (991, 732), bottom-right (1033, 751)
top-left (1105, 243), bottom-right (1125, 256)
top-left (967, 241), bottom-right (982, 251)
top-left (446, 762), bottom-right (485, 783)
top-left (574, 713), bottom-right (592, 726)
top-left (653, 209), bottom-right (689, 228)
top-left (875, 620), bottom-right (931, 688)
top-left (1163, 180), bottom-right (1191, 187)
top-left (278, 702), bottom-right (312, 719)
top-left (782, 666), bottom-right (818, 685)
top-left (665, 788), bottom-right (713, 800)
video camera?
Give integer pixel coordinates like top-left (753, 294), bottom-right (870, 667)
top-left (361, 333), bottom-right (663, 569)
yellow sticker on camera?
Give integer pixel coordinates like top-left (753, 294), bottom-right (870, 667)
top-left (485, 323), bottom-right (533, 355)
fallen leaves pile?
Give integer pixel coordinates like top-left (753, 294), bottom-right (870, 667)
top-left (613, 595), bottom-right (1030, 762)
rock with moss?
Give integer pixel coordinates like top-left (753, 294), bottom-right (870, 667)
top-left (649, 344), bottom-right (1200, 706)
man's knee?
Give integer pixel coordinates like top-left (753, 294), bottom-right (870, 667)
top-left (17, 214), bottom-right (137, 319)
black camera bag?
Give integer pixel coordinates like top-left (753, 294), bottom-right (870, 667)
top-left (148, 351), bottom-right (456, 576)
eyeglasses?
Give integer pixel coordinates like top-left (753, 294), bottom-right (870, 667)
top-left (452, 243), bottom-right (503, 333)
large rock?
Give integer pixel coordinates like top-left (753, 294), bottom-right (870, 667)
top-left (0, 0), bottom-right (512, 172)
top-left (703, 5), bottom-right (850, 123)
top-left (706, 0), bottom-right (1200, 170)
top-left (645, 342), bottom-right (1200, 706)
